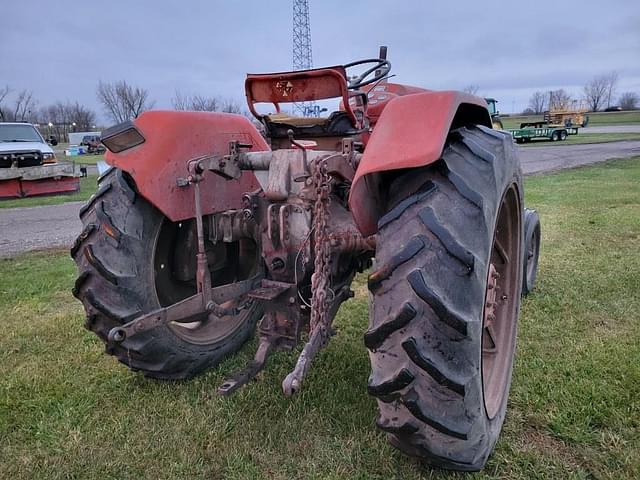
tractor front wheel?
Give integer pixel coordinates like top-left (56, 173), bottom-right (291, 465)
top-left (71, 168), bottom-right (263, 379)
top-left (367, 126), bottom-right (523, 471)
top-left (522, 208), bottom-right (541, 295)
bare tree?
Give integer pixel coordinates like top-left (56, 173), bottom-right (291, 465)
top-left (0, 85), bottom-right (10, 121)
top-left (549, 89), bottom-right (572, 110)
top-left (4, 90), bottom-right (38, 122)
top-left (171, 91), bottom-right (247, 117)
top-left (41, 102), bottom-right (71, 142)
top-left (172, 91), bottom-right (219, 111)
top-left (618, 92), bottom-right (639, 110)
top-left (68, 101), bottom-right (97, 131)
top-left (221, 99), bottom-right (243, 114)
top-left (604, 71), bottom-right (618, 108)
top-left (583, 75), bottom-right (608, 111)
top-left (39, 101), bottom-right (97, 142)
top-left (97, 80), bottom-right (154, 123)
top-left (463, 85), bottom-right (480, 95)
top-left (528, 91), bottom-right (547, 114)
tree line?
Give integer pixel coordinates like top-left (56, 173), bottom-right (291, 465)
top-left (0, 81), bottom-right (246, 141)
top-left (524, 71), bottom-right (638, 115)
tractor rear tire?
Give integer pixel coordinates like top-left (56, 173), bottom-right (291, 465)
top-left (367, 126), bottom-right (523, 471)
top-left (522, 209), bottom-right (541, 296)
top-left (71, 168), bottom-right (263, 379)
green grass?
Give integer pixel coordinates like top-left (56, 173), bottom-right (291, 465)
top-left (579, 110), bottom-right (640, 126)
top-left (58, 154), bottom-right (105, 165)
top-left (0, 175), bottom-right (98, 209)
top-left (520, 132), bottom-right (640, 147)
top-left (1, 158), bottom-right (639, 479)
top-left (502, 110), bottom-right (640, 129)
top-left (72, 153), bottom-right (105, 165)
top-left (54, 142), bottom-right (105, 165)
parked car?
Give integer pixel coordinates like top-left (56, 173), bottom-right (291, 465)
top-left (604, 106), bottom-right (623, 112)
top-left (80, 134), bottom-right (106, 154)
top-left (0, 122), bottom-right (57, 168)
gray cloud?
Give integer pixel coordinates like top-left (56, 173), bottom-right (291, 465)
top-left (2, 0), bottom-right (639, 121)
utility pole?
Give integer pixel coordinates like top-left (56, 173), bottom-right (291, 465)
top-left (292, 0), bottom-right (315, 116)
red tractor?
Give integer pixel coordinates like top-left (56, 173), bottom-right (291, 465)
top-left (72, 52), bottom-right (541, 471)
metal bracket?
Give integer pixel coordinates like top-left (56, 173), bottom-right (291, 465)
top-left (107, 276), bottom-right (261, 343)
top-left (203, 141), bottom-right (254, 180)
top-left (218, 336), bottom-right (276, 396)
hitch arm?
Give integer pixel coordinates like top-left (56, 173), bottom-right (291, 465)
top-left (107, 276), bottom-right (261, 343)
top-left (281, 285), bottom-right (353, 396)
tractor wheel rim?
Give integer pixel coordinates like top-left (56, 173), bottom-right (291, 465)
top-left (482, 184), bottom-right (522, 419)
top-left (526, 227), bottom-right (538, 281)
top-left (152, 219), bottom-right (259, 345)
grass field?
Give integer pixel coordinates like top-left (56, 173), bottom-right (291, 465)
top-left (502, 110), bottom-right (640, 129)
top-left (73, 153), bottom-right (105, 165)
top-left (520, 132), bottom-right (640, 147)
top-left (1, 158), bottom-right (639, 479)
top-left (53, 143), bottom-right (105, 166)
top-left (0, 174), bottom-right (98, 209)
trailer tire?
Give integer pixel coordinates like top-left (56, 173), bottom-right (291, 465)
top-left (551, 131), bottom-right (560, 141)
top-left (559, 130), bottom-right (567, 141)
top-left (367, 125), bottom-right (523, 471)
top-left (71, 168), bottom-right (263, 379)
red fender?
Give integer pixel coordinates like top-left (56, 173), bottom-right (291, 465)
top-left (106, 111), bottom-right (269, 222)
top-left (349, 91), bottom-right (491, 236)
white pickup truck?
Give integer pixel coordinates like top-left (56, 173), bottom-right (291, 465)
top-left (0, 122), bottom-right (80, 198)
top-left (0, 122), bottom-right (57, 167)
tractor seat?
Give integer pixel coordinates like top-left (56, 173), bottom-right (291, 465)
top-left (264, 110), bottom-right (360, 139)
top-left (245, 66), bottom-right (367, 135)
top-left (266, 112), bottom-right (330, 127)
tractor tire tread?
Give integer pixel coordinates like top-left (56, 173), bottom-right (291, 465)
top-left (79, 182), bottom-right (111, 219)
top-left (418, 207), bottom-right (475, 271)
top-left (367, 236), bottom-right (426, 293)
top-left (368, 125), bottom-right (523, 470)
top-left (364, 302), bottom-right (417, 351)
top-left (377, 181), bottom-right (437, 230)
top-left (71, 168), bottom-right (261, 380)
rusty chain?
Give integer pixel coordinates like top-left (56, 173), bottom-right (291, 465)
top-left (309, 158), bottom-right (332, 333)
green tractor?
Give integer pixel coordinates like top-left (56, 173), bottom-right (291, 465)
top-left (485, 98), bottom-right (504, 130)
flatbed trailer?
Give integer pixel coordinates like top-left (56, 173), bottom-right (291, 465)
top-left (508, 125), bottom-right (579, 143)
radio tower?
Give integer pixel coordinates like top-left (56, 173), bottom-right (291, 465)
top-left (292, 0), bottom-right (315, 116)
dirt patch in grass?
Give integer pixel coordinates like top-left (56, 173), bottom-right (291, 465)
top-left (518, 428), bottom-right (599, 477)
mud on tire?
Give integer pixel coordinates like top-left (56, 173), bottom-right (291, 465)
top-left (71, 168), bottom-right (262, 379)
top-left (366, 126), bottom-right (524, 471)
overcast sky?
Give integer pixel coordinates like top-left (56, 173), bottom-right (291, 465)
top-left (2, 0), bottom-right (639, 122)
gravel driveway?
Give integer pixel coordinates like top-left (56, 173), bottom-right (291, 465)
top-left (2, 139), bottom-right (640, 258)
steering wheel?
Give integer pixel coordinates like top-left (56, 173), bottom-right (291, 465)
top-left (344, 58), bottom-right (392, 89)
